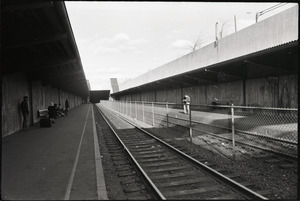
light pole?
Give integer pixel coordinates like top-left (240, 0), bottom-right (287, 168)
top-left (255, 3), bottom-right (288, 23)
top-left (234, 15), bottom-right (237, 32)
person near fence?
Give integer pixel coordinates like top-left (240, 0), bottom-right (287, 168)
top-left (21, 96), bottom-right (30, 130)
top-left (65, 98), bottom-right (69, 116)
top-left (185, 94), bottom-right (191, 114)
top-left (48, 102), bottom-right (56, 123)
top-left (183, 94), bottom-right (191, 114)
top-left (183, 96), bottom-right (187, 113)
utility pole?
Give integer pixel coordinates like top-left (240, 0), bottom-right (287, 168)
top-left (234, 15), bottom-right (237, 32)
top-left (215, 22), bottom-right (218, 41)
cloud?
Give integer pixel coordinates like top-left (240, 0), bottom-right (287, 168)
top-left (170, 40), bottom-right (193, 49)
top-left (92, 33), bottom-right (148, 54)
top-left (129, 38), bottom-right (148, 45)
top-left (86, 67), bottom-right (121, 74)
top-left (112, 33), bottom-right (130, 43)
top-left (172, 30), bottom-right (180, 34)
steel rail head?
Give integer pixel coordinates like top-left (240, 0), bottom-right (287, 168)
top-left (94, 104), bottom-right (166, 200)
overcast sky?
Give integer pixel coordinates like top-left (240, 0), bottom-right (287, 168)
top-left (65, 2), bottom-right (296, 91)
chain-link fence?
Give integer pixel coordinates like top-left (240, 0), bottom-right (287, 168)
top-left (100, 100), bottom-right (298, 158)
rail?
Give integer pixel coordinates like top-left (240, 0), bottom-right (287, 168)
top-left (96, 104), bottom-right (268, 199)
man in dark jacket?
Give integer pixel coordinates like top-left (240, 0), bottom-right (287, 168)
top-left (65, 98), bottom-right (69, 116)
top-left (21, 96), bottom-right (29, 130)
top-left (48, 102), bottom-right (56, 123)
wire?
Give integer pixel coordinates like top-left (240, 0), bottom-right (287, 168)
top-left (258, 3), bottom-right (288, 16)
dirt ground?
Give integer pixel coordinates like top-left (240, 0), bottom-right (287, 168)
top-left (144, 126), bottom-right (298, 200)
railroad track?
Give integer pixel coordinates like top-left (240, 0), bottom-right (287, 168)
top-left (94, 106), bottom-right (156, 200)
top-left (95, 104), bottom-right (268, 200)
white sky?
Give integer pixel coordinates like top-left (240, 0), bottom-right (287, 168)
top-left (65, 2), bottom-right (296, 91)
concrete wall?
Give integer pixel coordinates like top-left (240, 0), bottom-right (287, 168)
top-left (2, 73), bottom-right (86, 137)
top-left (278, 74), bottom-right (298, 108)
top-left (2, 72), bottom-right (30, 135)
top-left (246, 74), bottom-right (298, 108)
top-left (118, 5), bottom-right (298, 92)
top-left (156, 88), bottom-right (182, 103)
top-left (118, 74), bottom-right (298, 108)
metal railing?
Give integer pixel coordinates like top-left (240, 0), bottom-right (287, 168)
top-left (100, 100), bottom-right (298, 158)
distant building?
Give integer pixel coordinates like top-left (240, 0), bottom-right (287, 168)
top-left (110, 78), bottom-right (119, 93)
top-left (87, 80), bottom-right (91, 91)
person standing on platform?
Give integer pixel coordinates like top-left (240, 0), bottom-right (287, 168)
top-left (183, 95), bottom-right (187, 114)
top-left (21, 96), bottom-right (30, 130)
top-left (48, 102), bottom-right (56, 123)
top-left (183, 94), bottom-right (191, 114)
top-left (185, 94), bottom-right (191, 114)
top-left (65, 98), bottom-right (69, 116)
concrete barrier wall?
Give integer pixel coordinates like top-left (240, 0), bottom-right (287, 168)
top-left (205, 81), bottom-right (244, 105)
top-left (141, 91), bottom-right (156, 102)
top-left (278, 74), bottom-right (298, 108)
top-left (2, 72), bottom-right (30, 135)
top-left (246, 74), bottom-right (298, 108)
top-left (119, 5), bottom-right (298, 92)
top-left (31, 80), bottom-right (46, 123)
top-left (2, 73), bottom-right (85, 137)
top-left (156, 88), bottom-right (182, 103)
top-left (118, 74), bottom-right (297, 108)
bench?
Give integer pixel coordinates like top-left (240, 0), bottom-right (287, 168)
top-left (212, 101), bottom-right (230, 106)
top-left (38, 109), bottom-right (51, 127)
top-left (211, 101), bottom-right (231, 112)
top-left (38, 109), bottom-right (49, 119)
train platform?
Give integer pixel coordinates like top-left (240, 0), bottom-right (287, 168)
top-left (2, 104), bottom-right (108, 200)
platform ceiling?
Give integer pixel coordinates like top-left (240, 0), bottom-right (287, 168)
top-left (2, 0), bottom-right (89, 97)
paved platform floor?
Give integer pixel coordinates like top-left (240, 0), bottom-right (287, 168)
top-left (2, 104), bottom-right (107, 200)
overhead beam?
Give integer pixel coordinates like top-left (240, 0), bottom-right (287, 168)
top-left (5, 57), bottom-right (77, 73)
top-left (4, 2), bottom-right (54, 12)
top-left (156, 80), bottom-right (182, 88)
top-left (204, 68), bottom-right (242, 80)
top-left (49, 78), bottom-right (87, 86)
top-left (30, 70), bottom-right (82, 81)
top-left (244, 60), bottom-right (292, 74)
top-left (184, 75), bottom-right (215, 84)
top-left (5, 33), bottom-right (68, 49)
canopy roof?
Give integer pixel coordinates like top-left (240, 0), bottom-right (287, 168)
top-left (3, 1), bottom-right (89, 97)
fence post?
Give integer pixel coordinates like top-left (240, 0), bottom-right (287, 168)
top-left (231, 104), bottom-right (236, 160)
top-left (121, 101), bottom-right (123, 114)
top-left (166, 102), bottom-right (169, 127)
top-left (152, 102), bottom-right (155, 126)
top-left (123, 101), bottom-right (125, 114)
top-left (135, 101), bottom-right (137, 119)
top-left (142, 101), bottom-right (145, 122)
top-left (189, 106), bottom-right (193, 143)
top-left (130, 101), bottom-right (132, 117)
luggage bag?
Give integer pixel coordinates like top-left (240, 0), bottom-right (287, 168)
top-left (40, 118), bottom-right (52, 127)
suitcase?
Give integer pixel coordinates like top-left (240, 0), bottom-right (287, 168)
top-left (40, 118), bottom-right (52, 127)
